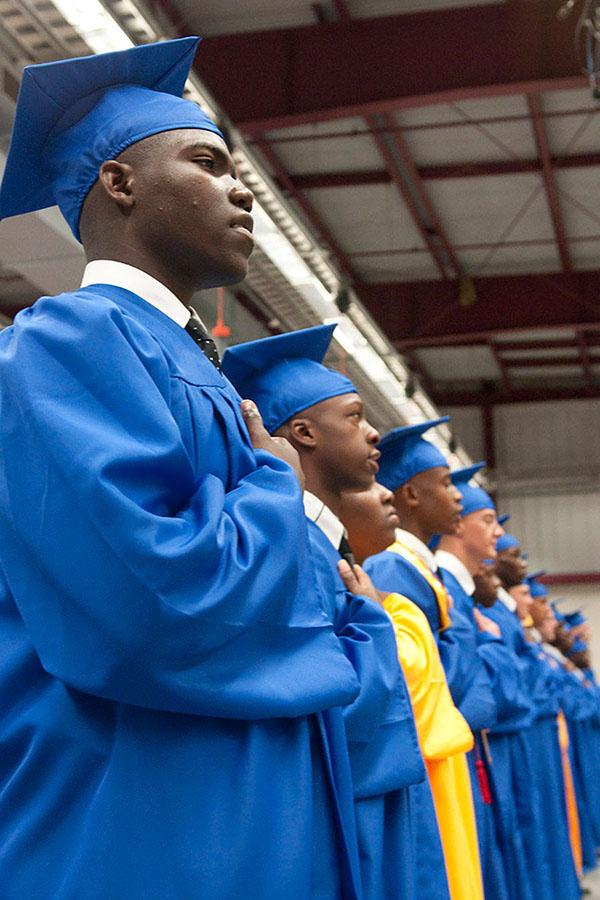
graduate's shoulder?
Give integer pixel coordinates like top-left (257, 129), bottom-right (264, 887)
top-left (0, 286), bottom-right (164, 361)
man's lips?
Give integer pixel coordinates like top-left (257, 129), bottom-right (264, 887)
top-left (230, 213), bottom-right (255, 246)
top-left (368, 453), bottom-right (380, 473)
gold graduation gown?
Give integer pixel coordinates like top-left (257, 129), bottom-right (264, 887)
top-left (383, 591), bottom-right (484, 900)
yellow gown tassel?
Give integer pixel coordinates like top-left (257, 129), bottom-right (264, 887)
top-left (557, 710), bottom-right (583, 879)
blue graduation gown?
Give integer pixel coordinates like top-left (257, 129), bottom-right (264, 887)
top-left (486, 602), bottom-right (579, 900)
top-left (307, 522), bottom-right (425, 899)
top-left (437, 568), bottom-right (508, 900)
top-left (0, 286), bottom-right (363, 899)
top-left (475, 606), bottom-right (534, 894)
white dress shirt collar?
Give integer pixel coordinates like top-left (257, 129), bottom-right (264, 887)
top-left (497, 586), bottom-right (517, 612)
top-left (81, 260), bottom-right (190, 328)
top-left (435, 550), bottom-right (475, 596)
top-left (394, 528), bottom-right (438, 572)
top-left (303, 491), bottom-right (345, 551)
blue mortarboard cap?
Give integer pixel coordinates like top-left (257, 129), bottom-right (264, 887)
top-left (377, 418), bottom-right (450, 491)
top-left (569, 639), bottom-right (588, 655)
top-left (221, 324), bottom-right (356, 433)
top-left (526, 572), bottom-right (548, 598)
top-left (496, 532), bottom-right (520, 552)
top-left (551, 603), bottom-right (566, 624)
top-left (450, 462), bottom-right (496, 517)
top-left (564, 610), bottom-right (586, 627)
top-left (498, 513), bottom-right (511, 526)
top-left (0, 37), bottom-right (223, 241)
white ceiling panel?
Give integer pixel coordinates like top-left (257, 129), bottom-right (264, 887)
top-left (544, 111), bottom-right (600, 157)
top-left (570, 237), bottom-right (600, 271)
top-left (494, 328), bottom-right (576, 342)
top-left (416, 345), bottom-right (500, 381)
top-left (456, 243), bottom-right (561, 277)
top-left (509, 364), bottom-right (584, 378)
top-left (355, 250), bottom-right (439, 283)
top-left (265, 117), bottom-right (368, 142)
top-left (305, 183), bottom-right (426, 252)
top-left (501, 347), bottom-right (580, 360)
top-left (180, 0), bottom-right (505, 36)
top-left (403, 120), bottom-right (536, 167)
top-left (427, 173), bottom-right (553, 244)
top-left (268, 132), bottom-right (381, 175)
top-left (555, 168), bottom-right (600, 237)
top-left (541, 88), bottom-right (596, 113)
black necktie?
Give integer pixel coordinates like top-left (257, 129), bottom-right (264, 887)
top-left (338, 535), bottom-right (356, 568)
top-left (185, 309), bottom-right (221, 371)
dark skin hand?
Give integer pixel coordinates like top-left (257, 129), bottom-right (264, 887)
top-left (338, 559), bottom-right (388, 606)
top-left (241, 401), bottom-right (305, 490)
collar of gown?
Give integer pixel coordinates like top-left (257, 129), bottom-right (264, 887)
top-left (81, 260), bottom-right (190, 328)
top-left (435, 550), bottom-right (475, 596)
top-left (303, 491), bottom-right (345, 551)
top-left (497, 586), bottom-right (517, 612)
top-left (394, 528), bottom-right (438, 572)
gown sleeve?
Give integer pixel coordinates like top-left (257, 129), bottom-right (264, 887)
top-left (0, 296), bottom-right (357, 719)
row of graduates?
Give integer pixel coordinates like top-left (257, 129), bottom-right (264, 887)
top-left (0, 34), bottom-right (598, 898)
top-left (220, 321), bottom-right (600, 900)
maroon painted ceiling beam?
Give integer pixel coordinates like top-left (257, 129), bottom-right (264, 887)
top-left (253, 138), bottom-right (359, 283)
top-left (359, 271), bottom-right (600, 344)
top-left (288, 152), bottom-right (600, 191)
top-left (499, 355), bottom-right (587, 368)
top-left (431, 384), bottom-right (600, 406)
top-left (194, 2), bottom-right (586, 132)
top-left (399, 327), bottom-right (600, 351)
top-left (366, 112), bottom-right (459, 279)
top-left (575, 328), bottom-right (595, 387)
top-left (527, 94), bottom-right (570, 272)
top-left (489, 339), bottom-right (512, 391)
top-left (261, 107), bottom-right (600, 145)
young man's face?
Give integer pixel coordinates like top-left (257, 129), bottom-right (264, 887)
top-left (530, 595), bottom-right (550, 628)
top-left (496, 546), bottom-right (527, 587)
top-left (509, 583), bottom-right (533, 621)
top-left (120, 129), bottom-right (254, 288)
top-left (303, 393), bottom-right (380, 493)
top-left (459, 508), bottom-right (503, 564)
top-left (339, 482), bottom-right (399, 562)
top-left (396, 465), bottom-right (463, 537)
top-left (473, 562), bottom-right (501, 608)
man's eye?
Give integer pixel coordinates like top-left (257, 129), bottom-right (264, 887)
top-left (195, 157), bottom-right (215, 169)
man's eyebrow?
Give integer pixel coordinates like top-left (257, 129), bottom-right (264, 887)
top-left (187, 141), bottom-right (234, 167)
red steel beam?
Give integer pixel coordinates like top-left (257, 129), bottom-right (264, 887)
top-left (194, 2), bottom-right (586, 132)
top-left (261, 107), bottom-right (600, 145)
top-left (253, 138), bottom-right (359, 283)
top-left (287, 152), bottom-right (600, 190)
top-left (397, 327), bottom-right (600, 351)
top-left (359, 272), bottom-right (600, 344)
top-left (430, 385), bottom-right (600, 406)
top-left (527, 94), bottom-right (570, 272)
top-left (540, 572), bottom-right (600, 585)
top-left (499, 355), bottom-right (586, 368)
top-left (367, 112), bottom-right (460, 279)
top-left (575, 328), bottom-right (595, 387)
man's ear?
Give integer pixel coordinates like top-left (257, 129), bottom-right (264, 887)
top-left (288, 416), bottom-right (317, 450)
top-left (98, 160), bottom-right (135, 211)
top-left (401, 481), bottom-right (420, 509)
top-left (454, 518), bottom-right (465, 538)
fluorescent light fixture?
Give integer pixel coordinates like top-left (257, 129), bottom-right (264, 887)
top-left (51, 0), bottom-right (134, 52)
